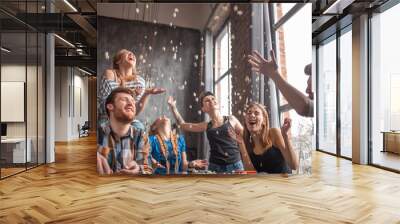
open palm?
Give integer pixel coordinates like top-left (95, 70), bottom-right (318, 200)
top-left (167, 96), bottom-right (176, 107)
top-left (145, 87), bottom-right (166, 95)
top-left (248, 50), bottom-right (278, 78)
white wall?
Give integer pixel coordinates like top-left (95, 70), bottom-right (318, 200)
top-left (54, 67), bottom-right (89, 141)
top-left (72, 72), bottom-right (89, 138)
top-left (55, 66), bottom-right (69, 141)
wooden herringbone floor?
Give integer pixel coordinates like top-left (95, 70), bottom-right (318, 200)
top-left (1, 135), bottom-right (400, 223)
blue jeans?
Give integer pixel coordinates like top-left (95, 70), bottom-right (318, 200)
top-left (208, 161), bottom-right (244, 173)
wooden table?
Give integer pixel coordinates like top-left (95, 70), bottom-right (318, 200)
top-left (381, 131), bottom-right (400, 154)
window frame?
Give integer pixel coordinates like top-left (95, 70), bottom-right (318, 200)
top-left (269, 3), bottom-right (312, 125)
top-left (213, 19), bottom-right (232, 116)
top-left (0, 1), bottom-right (47, 180)
top-left (315, 22), bottom-right (353, 160)
top-left (368, 1), bottom-right (400, 173)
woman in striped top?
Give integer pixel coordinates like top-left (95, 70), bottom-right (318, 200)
top-left (98, 49), bottom-right (165, 130)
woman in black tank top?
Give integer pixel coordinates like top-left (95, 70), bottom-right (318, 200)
top-left (241, 103), bottom-right (299, 174)
top-left (206, 116), bottom-right (242, 167)
top-left (167, 92), bottom-right (247, 173)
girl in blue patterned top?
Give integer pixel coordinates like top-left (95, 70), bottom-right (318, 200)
top-left (148, 116), bottom-right (208, 175)
top-left (98, 49), bottom-right (166, 130)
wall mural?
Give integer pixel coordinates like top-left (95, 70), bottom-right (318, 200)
top-left (97, 3), bottom-right (313, 176)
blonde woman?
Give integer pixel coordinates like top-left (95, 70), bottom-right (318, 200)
top-left (149, 116), bottom-right (208, 175)
top-left (98, 49), bottom-right (165, 130)
top-left (241, 102), bottom-right (299, 173)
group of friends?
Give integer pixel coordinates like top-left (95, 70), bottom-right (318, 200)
top-left (97, 48), bottom-right (313, 175)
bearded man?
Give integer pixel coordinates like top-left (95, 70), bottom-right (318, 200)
top-left (97, 87), bottom-right (149, 175)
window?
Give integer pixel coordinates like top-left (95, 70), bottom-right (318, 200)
top-left (271, 3), bottom-right (313, 174)
top-left (273, 4), bottom-right (313, 152)
top-left (370, 3), bottom-right (400, 171)
top-left (339, 27), bottom-right (352, 158)
top-left (0, 1), bottom-right (46, 179)
top-left (317, 36), bottom-right (337, 155)
top-left (315, 24), bottom-right (353, 159)
top-left (214, 23), bottom-right (232, 115)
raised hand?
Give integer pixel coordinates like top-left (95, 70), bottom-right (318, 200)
top-left (167, 96), bottom-right (176, 107)
top-left (281, 117), bottom-right (292, 137)
top-left (145, 87), bottom-right (166, 95)
top-left (248, 50), bottom-right (279, 79)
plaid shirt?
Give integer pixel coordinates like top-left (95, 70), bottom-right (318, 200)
top-left (97, 76), bottom-right (145, 117)
top-left (97, 122), bottom-right (148, 173)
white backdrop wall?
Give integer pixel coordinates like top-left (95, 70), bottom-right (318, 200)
top-left (55, 67), bottom-right (89, 141)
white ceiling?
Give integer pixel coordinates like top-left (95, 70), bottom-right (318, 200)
top-left (97, 3), bottom-right (215, 31)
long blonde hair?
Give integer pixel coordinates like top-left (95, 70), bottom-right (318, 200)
top-left (112, 49), bottom-right (137, 80)
top-left (149, 118), bottom-right (180, 174)
top-left (243, 102), bottom-right (272, 153)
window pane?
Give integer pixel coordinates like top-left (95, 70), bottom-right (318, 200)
top-left (340, 29), bottom-right (352, 158)
top-left (27, 31), bottom-right (39, 169)
top-left (220, 31), bottom-right (229, 74)
top-left (273, 4), bottom-right (312, 174)
top-left (38, 33), bottom-right (46, 165)
top-left (214, 25), bottom-right (230, 81)
top-left (215, 75), bottom-right (231, 116)
top-left (1, 31), bottom-right (28, 177)
top-left (214, 23), bottom-right (232, 116)
top-left (275, 4), bottom-right (311, 107)
top-left (371, 3), bottom-right (400, 171)
top-left (274, 3), bottom-right (313, 154)
top-left (318, 37), bottom-right (337, 154)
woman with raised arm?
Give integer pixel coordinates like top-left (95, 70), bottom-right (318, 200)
top-left (167, 92), bottom-right (253, 173)
top-left (98, 49), bottom-right (165, 130)
top-left (241, 102), bottom-right (299, 173)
